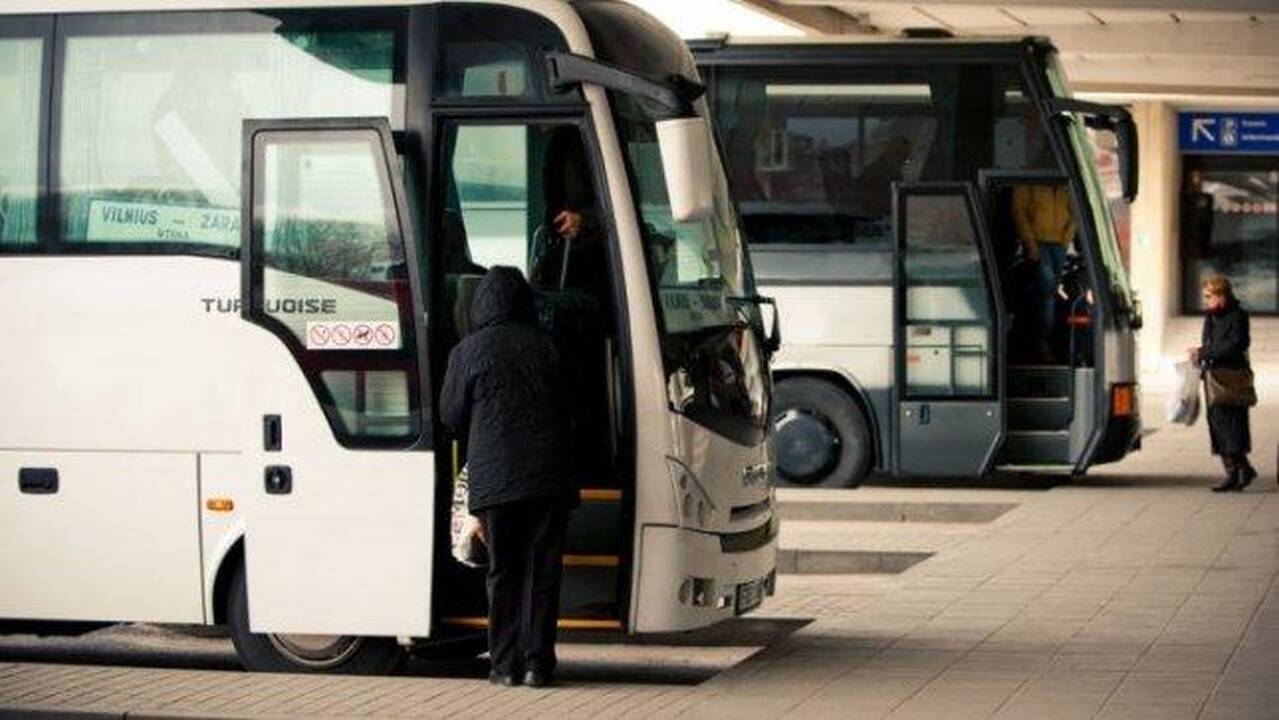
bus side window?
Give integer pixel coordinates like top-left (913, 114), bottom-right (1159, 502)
top-left (0, 34), bottom-right (43, 248)
top-left (435, 5), bottom-right (577, 104)
top-left (56, 10), bottom-right (403, 253)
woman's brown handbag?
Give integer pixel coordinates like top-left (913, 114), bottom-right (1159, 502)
top-left (1204, 367), bottom-right (1258, 408)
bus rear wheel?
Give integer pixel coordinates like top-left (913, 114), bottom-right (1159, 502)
top-left (226, 563), bottom-right (402, 675)
top-left (773, 377), bottom-right (871, 488)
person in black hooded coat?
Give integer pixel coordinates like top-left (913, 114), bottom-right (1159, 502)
top-left (440, 266), bottom-right (578, 688)
top-left (1192, 276), bottom-right (1257, 492)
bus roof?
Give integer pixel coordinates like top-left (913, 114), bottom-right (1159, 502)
top-left (691, 33), bottom-right (1050, 46)
top-left (0, 0), bottom-right (598, 56)
top-left (0, 0), bottom-right (598, 14)
top-left (0, 0), bottom-right (424, 14)
top-left (689, 34), bottom-right (1059, 62)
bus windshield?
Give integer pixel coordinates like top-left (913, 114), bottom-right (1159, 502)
top-left (1046, 60), bottom-right (1137, 315)
top-left (613, 92), bottom-right (770, 432)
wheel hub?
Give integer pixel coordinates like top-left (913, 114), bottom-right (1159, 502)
top-left (774, 409), bottom-right (840, 483)
top-left (267, 633), bottom-right (364, 669)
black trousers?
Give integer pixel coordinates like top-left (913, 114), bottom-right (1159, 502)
top-left (482, 499), bottom-right (569, 677)
top-left (1221, 453), bottom-right (1255, 475)
top-left (1208, 405), bottom-right (1251, 456)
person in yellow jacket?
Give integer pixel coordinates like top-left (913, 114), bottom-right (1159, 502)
top-left (1012, 184), bottom-right (1075, 356)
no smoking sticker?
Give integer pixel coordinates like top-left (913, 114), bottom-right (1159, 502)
top-left (306, 320), bottom-right (400, 350)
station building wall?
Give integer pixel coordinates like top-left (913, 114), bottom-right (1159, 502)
top-left (1127, 100), bottom-right (1279, 389)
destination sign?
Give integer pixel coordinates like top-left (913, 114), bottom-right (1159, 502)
top-left (87, 200), bottom-right (239, 245)
top-left (1179, 112), bottom-right (1279, 154)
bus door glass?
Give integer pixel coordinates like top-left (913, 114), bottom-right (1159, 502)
top-left (893, 182), bottom-right (1005, 476)
top-left (239, 118), bottom-right (434, 637)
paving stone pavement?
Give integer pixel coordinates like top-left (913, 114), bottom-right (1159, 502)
top-left (2, 389), bottom-right (1276, 719)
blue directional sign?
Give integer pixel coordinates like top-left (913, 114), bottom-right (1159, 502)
top-left (1179, 112), bottom-right (1279, 154)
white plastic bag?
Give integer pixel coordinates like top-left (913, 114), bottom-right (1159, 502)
top-left (450, 467), bottom-right (488, 568)
top-left (1165, 361), bottom-right (1201, 426)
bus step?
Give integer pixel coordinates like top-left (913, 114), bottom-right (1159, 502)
top-left (442, 616), bottom-right (622, 631)
top-left (1007, 397), bottom-right (1072, 432)
top-left (999, 430), bottom-right (1070, 465)
top-left (1008, 365), bottom-right (1071, 399)
top-left (562, 556), bottom-right (620, 619)
top-left (567, 492), bottom-right (624, 555)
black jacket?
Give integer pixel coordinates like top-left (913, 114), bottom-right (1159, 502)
top-left (1201, 301), bottom-right (1250, 370)
top-left (1201, 300), bottom-right (1252, 456)
top-left (440, 267), bottom-right (577, 513)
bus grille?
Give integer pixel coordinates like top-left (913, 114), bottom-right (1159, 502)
top-left (719, 519), bottom-right (775, 554)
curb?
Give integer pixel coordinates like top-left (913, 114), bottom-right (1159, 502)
top-left (1, 709), bottom-right (123, 720)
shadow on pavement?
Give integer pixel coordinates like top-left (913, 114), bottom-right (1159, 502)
top-left (862, 471), bottom-right (1069, 491)
top-left (1078, 472), bottom-right (1275, 490)
top-left (0, 624), bottom-right (241, 672)
top-left (0, 618), bottom-right (812, 687)
top-left (566, 617), bottom-right (811, 647)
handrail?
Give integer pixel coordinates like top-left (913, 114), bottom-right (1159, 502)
top-left (1064, 292), bottom-right (1089, 425)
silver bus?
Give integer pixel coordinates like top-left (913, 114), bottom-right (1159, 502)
top-left (695, 36), bottom-right (1141, 486)
top-left (0, 0), bottom-right (778, 674)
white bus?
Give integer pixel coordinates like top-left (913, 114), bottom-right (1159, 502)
top-left (694, 37), bottom-right (1142, 487)
top-left (0, 0), bottom-right (779, 674)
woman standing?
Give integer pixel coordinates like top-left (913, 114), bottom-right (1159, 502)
top-left (1192, 277), bottom-right (1258, 492)
top-left (440, 267), bottom-right (578, 688)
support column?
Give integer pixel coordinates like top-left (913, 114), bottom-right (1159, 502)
top-left (1128, 100), bottom-right (1181, 386)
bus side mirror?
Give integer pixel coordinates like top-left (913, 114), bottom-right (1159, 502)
top-left (758, 295), bottom-right (782, 356)
top-left (1047, 98), bottom-right (1140, 203)
top-left (656, 117), bottom-right (715, 223)
top-left (1117, 115), bottom-right (1139, 203)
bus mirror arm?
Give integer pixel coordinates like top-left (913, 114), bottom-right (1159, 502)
top-left (1047, 98), bottom-right (1139, 203)
top-left (544, 52), bottom-right (704, 119)
top-left (1127, 290), bottom-right (1144, 330)
top-left (729, 294), bottom-right (782, 356)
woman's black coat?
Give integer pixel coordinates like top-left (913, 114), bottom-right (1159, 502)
top-left (1201, 300), bottom-right (1252, 456)
top-left (440, 267), bottom-right (578, 513)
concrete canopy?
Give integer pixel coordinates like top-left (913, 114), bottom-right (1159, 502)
top-left (720, 0), bottom-right (1279, 99)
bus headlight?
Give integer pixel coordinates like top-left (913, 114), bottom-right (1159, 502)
top-left (666, 457), bottom-right (717, 530)
top-left (679, 577), bottom-right (731, 608)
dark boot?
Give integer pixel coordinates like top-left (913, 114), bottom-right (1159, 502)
top-left (1212, 472), bottom-right (1240, 493)
top-left (523, 669), bottom-right (554, 688)
top-left (1237, 463), bottom-right (1258, 491)
top-left (1212, 477), bottom-right (1239, 493)
top-left (1214, 456), bottom-right (1240, 493)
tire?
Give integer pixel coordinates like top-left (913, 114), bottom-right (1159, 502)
top-left (772, 377), bottom-right (872, 488)
top-left (226, 562), bottom-right (403, 675)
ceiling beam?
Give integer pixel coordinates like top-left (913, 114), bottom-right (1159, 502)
top-left (728, 0), bottom-right (876, 35)
top-left (1007, 22), bottom-right (1279, 59)
top-left (1061, 53), bottom-right (1279, 95)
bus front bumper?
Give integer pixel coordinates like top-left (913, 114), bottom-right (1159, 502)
top-left (632, 523), bottom-right (777, 634)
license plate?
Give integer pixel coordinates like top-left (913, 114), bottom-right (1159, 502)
top-left (736, 578), bottom-right (766, 615)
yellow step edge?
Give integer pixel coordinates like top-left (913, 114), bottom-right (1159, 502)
top-left (580, 488), bottom-right (623, 502)
top-left (563, 554), bottom-right (620, 568)
top-left (442, 616), bottom-right (622, 631)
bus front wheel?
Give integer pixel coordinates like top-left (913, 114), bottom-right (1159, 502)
top-left (226, 562), bottom-right (403, 675)
top-left (773, 378), bottom-right (871, 488)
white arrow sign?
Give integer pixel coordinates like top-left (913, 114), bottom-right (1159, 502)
top-left (1192, 117), bottom-right (1217, 143)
